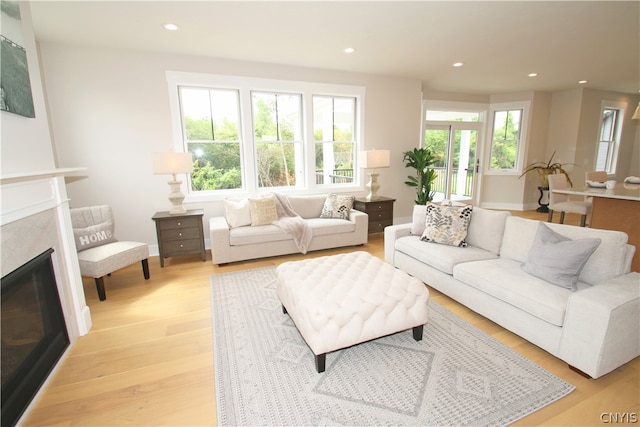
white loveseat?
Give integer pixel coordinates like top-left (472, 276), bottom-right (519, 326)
top-left (210, 194), bottom-right (368, 265)
top-left (385, 205), bottom-right (640, 379)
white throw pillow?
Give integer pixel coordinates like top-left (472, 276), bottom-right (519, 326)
top-left (420, 202), bottom-right (473, 247)
top-left (522, 222), bottom-right (601, 290)
top-left (248, 194), bottom-right (279, 226)
top-left (224, 198), bottom-right (252, 228)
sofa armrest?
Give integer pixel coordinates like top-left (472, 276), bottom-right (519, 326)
top-left (209, 216), bottom-right (231, 265)
top-left (348, 209), bottom-right (369, 243)
top-left (384, 223), bottom-right (412, 266)
top-left (558, 272), bottom-right (640, 378)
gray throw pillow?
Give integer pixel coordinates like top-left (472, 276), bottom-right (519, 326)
top-left (522, 222), bottom-right (601, 290)
top-left (73, 222), bottom-right (117, 251)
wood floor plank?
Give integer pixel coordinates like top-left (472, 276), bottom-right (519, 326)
top-left (21, 209), bottom-right (639, 426)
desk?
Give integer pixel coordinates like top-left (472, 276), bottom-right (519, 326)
top-left (552, 184), bottom-right (640, 272)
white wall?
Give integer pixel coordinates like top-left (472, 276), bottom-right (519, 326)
top-left (38, 43), bottom-right (423, 253)
top-left (0, 2), bottom-right (55, 173)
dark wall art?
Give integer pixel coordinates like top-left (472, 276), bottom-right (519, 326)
top-left (1, 0), bottom-right (35, 118)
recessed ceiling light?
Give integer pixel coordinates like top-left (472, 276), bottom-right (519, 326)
top-left (578, 80), bottom-right (588, 84)
top-left (528, 73), bottom-right (538, 77)
top-left (344, 47), bottom-right (355, 54)
top-left (163, 23), bottom-right (180, 31)
top-left (452, 62), bottom-right (464, 67)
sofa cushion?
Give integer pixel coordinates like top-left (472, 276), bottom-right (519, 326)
top-left (410, 205), bottom-right (428, 235)
top-left (395, 235), bottom-right (498, 275)
top-left (465, 207), bottom-right (511, 255)
top-left (288, 194), bottom-right (326, 219)
top-left (453, 258), bottom-right (588, 326)
top-left (522, 222), bottom-right (601, 291)
top-left (421, 202), bottom-right (473, 247)
top-left (306, 218), bottom-right (355, 236)
top-left (320, 193), bottom-right (355, 219)
top-left (500, 216), bottom-right (629, 285)
top-left (230, 224), bottom-right (292, 246)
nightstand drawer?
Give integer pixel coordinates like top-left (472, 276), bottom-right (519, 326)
top-left (161, 227), bottom-right (201, 241)
top-left (369, 219), bottom-right (393, 233)
top-left (163, 238), bottom-right (202, 254)
top-left (360, 201), bottom-right (393, 212)
top-left (158, 217), bottom-right (200, 230)
top-left (367, 208), bottom-right (393, 221)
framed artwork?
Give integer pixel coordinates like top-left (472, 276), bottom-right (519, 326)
top-left (1, 0), bottom-right (35, 118)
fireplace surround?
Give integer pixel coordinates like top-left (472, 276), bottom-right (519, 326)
top-left (0, 169), bottom-right (91, 424)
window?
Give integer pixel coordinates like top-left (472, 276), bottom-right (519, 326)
top-left (313, 96), bottom-right (356, 185)
top-left (595, 102), bottom-right (625, 173)
top-left (486, 101), bottom-right (529, 174)
top-left (167, 72), bottom-right (365, 199)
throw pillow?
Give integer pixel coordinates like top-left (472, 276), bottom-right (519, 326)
top-left (248, 194), bottom-right (279, 226)
top-left (320, 193), bottom-right (355, 220)
top-left (73, 222), bottom-right (117, 251)
top-left (224, 198), bottom-right (252, 228)
top-left (420, 202), bottom-right (473, 247)
top-left (522, 222), bottom-right (601, 290)
top-left (411, 205), bottom-right (428, 235)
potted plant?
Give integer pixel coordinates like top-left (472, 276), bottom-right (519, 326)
top-left (519, 151), bottom-right (574, 188)
top-left (403, 147), bottom-right (438, 205)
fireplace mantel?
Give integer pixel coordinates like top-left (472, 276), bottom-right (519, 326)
top-left (1, 166), bottom-right (91, 338)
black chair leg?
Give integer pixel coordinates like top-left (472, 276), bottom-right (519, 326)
top-left (142, 259), bottom-right (150, 280)
top-left (559, 212), bottom-right (566, 224)
top-left (95, 277), bottom-right (106, 301)
top-left (547, 210), bottom-right (554, 222)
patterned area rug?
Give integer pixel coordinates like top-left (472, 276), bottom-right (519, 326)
top-left (211, 266), bottom-right (574, 426)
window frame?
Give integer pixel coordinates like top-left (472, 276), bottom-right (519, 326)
top-left (594, 100), bottom-right (626, 174)
top-left (166, 71), bottom-right (365, 202)
top-left (484, 101), bottom-right (530, 175)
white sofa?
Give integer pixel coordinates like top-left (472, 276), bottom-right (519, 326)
top-left (385, 205), bottom-right (640, 379)
top-left (210, 194), bottom-right (368, 265)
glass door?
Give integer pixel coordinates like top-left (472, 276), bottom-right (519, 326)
top-left (425, 124), bottom-right (479, 203)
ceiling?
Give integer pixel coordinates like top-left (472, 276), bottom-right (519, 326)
top-left (29, 1), bottom-right (640, 95)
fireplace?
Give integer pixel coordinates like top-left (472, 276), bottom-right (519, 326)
top-left (1, 248), bottom-right (70, 427)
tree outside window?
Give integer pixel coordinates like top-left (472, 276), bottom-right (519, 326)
top-left (489, 109), bottom-right (522, 170)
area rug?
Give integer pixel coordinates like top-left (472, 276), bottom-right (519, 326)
top-left (210, 267), bottom-right (575, 426)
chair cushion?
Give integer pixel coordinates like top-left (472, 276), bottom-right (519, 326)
top-left (77, 241), bottom-right (149, 278)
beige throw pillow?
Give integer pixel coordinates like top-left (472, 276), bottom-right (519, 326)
top-left (224, 198), bottom-right (252, 228)
top-left (248, 194), bottom-right (279, 226)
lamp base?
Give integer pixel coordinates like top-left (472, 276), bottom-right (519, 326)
top-left (366, 172), bottom-right (380, 201)
top-left (167, 180), bottom-right (187, 215)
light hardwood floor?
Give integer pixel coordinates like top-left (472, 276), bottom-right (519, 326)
top-left (23, 210), bottom-right (639, 426)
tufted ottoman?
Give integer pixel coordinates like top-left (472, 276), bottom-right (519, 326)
top-left (276, 251), bottom-right (429, 372)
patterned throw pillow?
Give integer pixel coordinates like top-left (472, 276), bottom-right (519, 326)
top-left (73, 222), bottom-right (117, 251)
top-left (248, 194), bottom-right (279, 226)
top-left (320, 193), bottom-right (355, 220)
top-left (420, 202), bottom-right (473, 247)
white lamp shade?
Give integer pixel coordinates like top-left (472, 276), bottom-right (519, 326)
top-left (152, 152), bottom-right (194, 175)
top-left (360, 149), bottom-right (391, 169)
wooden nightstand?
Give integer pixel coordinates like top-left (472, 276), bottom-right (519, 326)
top-left (152, 210), bottom-right (206, 267)
top-left (354, 197), bottom-right (396, 233)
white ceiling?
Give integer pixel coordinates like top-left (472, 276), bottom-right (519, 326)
top-left (29, 1), bottom-right (640, 95)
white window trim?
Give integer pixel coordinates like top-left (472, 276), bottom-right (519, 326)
top-left (484, 100), bottom-right (530, 175)
top-left (166, 71), bottom-right (366, 202)
top-left (594, 100), bottom-right (626, 174)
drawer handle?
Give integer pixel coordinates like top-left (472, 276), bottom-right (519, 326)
top-left (179, 233), bottom-right (182, 236)
top-left (177, 222), bottom-right (182, 226)
top-left (180, 244), bottom-right (184, 248)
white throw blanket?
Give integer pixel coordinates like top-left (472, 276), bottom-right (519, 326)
top-left (271, 192), bottom-right (313, 254)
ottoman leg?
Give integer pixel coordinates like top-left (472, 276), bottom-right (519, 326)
top-left (315, 353), bottom-right (326, 373)
top-left (282, 305), bottom-right (287, 314)
top-left (412, 325), bottom-right (424, 341)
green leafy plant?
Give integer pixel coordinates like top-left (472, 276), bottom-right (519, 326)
top-left (519, 151), bottom-right (574, 188)
top-left (403, 147), bottom-right (438, 205)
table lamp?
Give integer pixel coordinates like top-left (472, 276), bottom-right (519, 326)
top-left (360, 149), bottom-right (390, 200)
top-left (152, 152), bottom-right (193, 214)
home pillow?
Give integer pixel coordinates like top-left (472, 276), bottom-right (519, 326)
top-left (320, 193), bottom-right (355, 220)
top-left (224, 198), bottom-right (252, 228)
top-left (73, 222), bottom-right (117, 251)
top-left (420, 202), bottom-right (473, 247)
top-left (248, 194), bottom-right (279, 226)
top-left (522, 222), bottom-right (601, 290)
